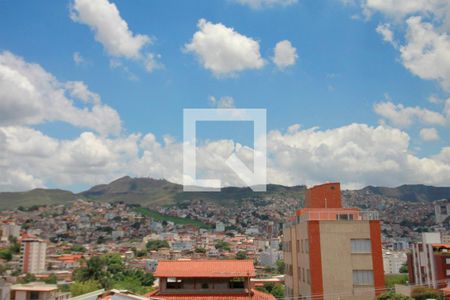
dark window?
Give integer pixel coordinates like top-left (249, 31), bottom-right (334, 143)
top-left (201, 283), bottom-right (209, 289)
top-left (229, 278), bottom-right (245, 289)
top-left (30, 292), bottom-right (40, 300)
top-left (166, 278), bottom-right (183, 289)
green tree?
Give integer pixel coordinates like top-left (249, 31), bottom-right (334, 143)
top-left (70, 244), bottom-right (87, 253)
top-left (256, 283), bottom-right (284, 299)
top-left (44, 273), bottom-right (58, 284)
top-left (399, 263), bottom-right (408, 273)
top-left (19, 273), bottom-right (37, 284)
top-left (276, 260), bottom-right (285, 274)
top-left (146, 240), bottom-right (169, 251)
top-left (70, 280), bottom-right (102, 297)
top-left (235, 251), bottom-right (247, 260)
top-left (411, 287), bottom-right (442, 300)
top-left (214, 240), bottom-right (231, 251)
top-left (375, 291), bottom-right (413, 300)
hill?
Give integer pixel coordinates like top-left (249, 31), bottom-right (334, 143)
top-left (0, 176), bottom-right (449, 211)
top-left (359, 184), bottom-right (450, 202)
top-left (0, 188), bottom-right (77, 210)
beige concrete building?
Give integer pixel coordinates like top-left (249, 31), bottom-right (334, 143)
top-left (283, 183), bottom-right (385, 300)
top-left (10, 283), bottom-right (69, 300)
top-left (20, 237), bottom-right (47, 274)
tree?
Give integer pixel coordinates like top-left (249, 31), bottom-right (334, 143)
top-left (375, 291), bottom-right (413, 300)
top-left (276, 260), bottom-right (285, 274)
top-left (70, 244), bottom-right (87, 253)
top-left (411, 287), bottom-right (442, 300)
top-left (214, 240), bottom-right (231, 251)
top-left (256, 283), bottom-right (284, 299)
top-left (399, 263), bottom-right (408, 273)
top-left (73, 254), bottom-right (154, 292)
top-left (19, 273), bottom-right (37, 284)
top-left (235, 251), bottom-right (247, 260)
top-left (146, 240), bottom-right (169, 251)
top-left (44, 273), bottom-right (58, 284)
top-left (70, 280), bottom-right (102, 297)
top-left (195, 248), bottom-right (206, 253)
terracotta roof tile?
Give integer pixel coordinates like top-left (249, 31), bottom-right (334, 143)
top-left (146, 289), bottom-right (275, 300)
top-left (154, 260), bottom-right (256, 278)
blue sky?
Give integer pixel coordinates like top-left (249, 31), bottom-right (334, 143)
top-left (0, 0), bottom-right (449, 191)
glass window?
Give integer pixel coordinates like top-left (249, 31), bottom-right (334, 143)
top-left (166, 278), bottom-right (183, 289)
top-left (353, 270), bottom-right (374, 285)
top-left (351, 239), bottom-right (371, 253)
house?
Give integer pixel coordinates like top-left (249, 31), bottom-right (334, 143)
top-left (147, 259), bottom-right (275, 300)
top-left (10, 283), bottom-right (70, 300)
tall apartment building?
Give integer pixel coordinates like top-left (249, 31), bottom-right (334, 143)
top-left (20, 237), bottom-right (47, 274)
top-left (283, 183), bottom-right (384, 300)
top-left (407, 232), bottom-right (450, 289)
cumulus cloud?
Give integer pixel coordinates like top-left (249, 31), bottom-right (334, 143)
top-left (373, 101), bottom-right (446, 128)
top-left (272, 40), bottom-right (298, 69)
top-left (73, 52), bottom-right (85, 65)
top-left (420, 128), bottom-right (439, 141)
top-left (0, 51), bottom-right (121, 135)
top-left (70, 0), bottom-right (161, 72)
top-left (362, 0), bottom-right (450, 21)
top-left (2, 120), bottom-right (450, 191)
top-left (233, 0), bottom-right (298, 9)
top-left (346, 1), bottom-right (450, 91)
top-left (400, 17), bottom-right (450, 91)
top-left (209, 96), bottom-right (236, 108)
top-left (376, 23), bottom-right (395, 46)
top-left (184, 19), bottom-right (265, 77)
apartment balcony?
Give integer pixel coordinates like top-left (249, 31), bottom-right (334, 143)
top-left (295, 209), bottom-right (379, 223)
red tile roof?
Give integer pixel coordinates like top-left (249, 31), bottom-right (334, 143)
top-left (146, 289), bottom-right (275, 300)
top-left (154, 260), bottom-right (256, 278)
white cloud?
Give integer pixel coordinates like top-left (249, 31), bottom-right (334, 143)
top-left (428, 94), bottom-right (443, 104)
top-left (0, 51), bottom-right (121, 135)
top-left (420, 127), bottom-right (439, 141)
top-left (73, 52), bottom-right (85, 65)
top-left (345, 1), bottom-right (450, 91)
top-left (400, 17), bottom-right (450, 91)
top-left (373, 101), bottom-right (446, 127)
top-left (272, 40), bottom-right (298, 69)
top-left (376, 23), bottom-right (396, 46)
top-left (2, 120), bottom-right (450, 191)
top-left (362, 0), bottom-right (450, 21)
top-left (233, 0), bottom-right (297, 9)
top-left (71, 0), bottom-right (150, 58)
top-left (184, 19), bottom-right (265, 77)
top-left (209, 96), bottom-right (236, 108)
top-left (71, 0), bottom-right (161, 72)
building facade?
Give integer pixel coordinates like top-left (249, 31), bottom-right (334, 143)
top-left (283, 183), bottom-right (384, 300)
top-left (148, 259), bottom-right (275, 300)
top-left (407, 232), bottom-right (450, 289)
top-left (20, 237), bottom-right (47, 274)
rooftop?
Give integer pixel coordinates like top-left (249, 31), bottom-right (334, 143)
top-left (11, 283), bottom-right (58, 292)
top-left (146, 289), bottom-right (275, 300)
top-left (154, 260), bottom-right (256, 278)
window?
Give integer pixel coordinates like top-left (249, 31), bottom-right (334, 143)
top-left (351, 239), bottom-right (371, 253)
top-left (446, 258), bottom-right (450, 264)
top-left (229, 278), bottom-right (245, 289)
top-left (306, 269), bottom-right (311, 284)
top-left (337, 214), bottom-right (353, 220)
top-left (201, 283), bottom-right (209, 289)
top-left (166, 278), bottom-right (184, 289)
top-left (305, 239), bottom-right (309, 253)
top-left (353, 270), bottom-right (374, 286)
top-left (30, 292), bottom-right (40, 300)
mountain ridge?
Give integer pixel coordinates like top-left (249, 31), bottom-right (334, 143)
top-left (0, 176), bottom-right (449, 210)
